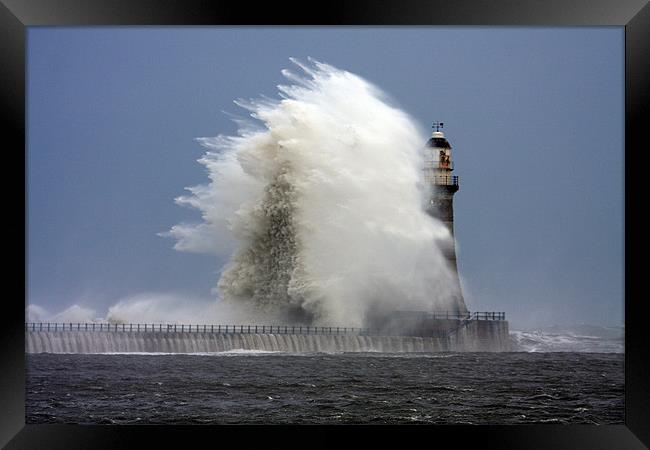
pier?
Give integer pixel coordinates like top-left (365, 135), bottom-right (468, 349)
top-left (25, 311), bottom-right (509, 354)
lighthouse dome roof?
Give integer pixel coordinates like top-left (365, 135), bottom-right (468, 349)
top-left (426, 131), bottom-right (451, 149)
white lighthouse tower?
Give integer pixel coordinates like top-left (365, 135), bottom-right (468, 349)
top-left (423, 122), bottom-right (468, 314)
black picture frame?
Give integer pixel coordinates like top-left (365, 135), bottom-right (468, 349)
top-left (3, 0), bottom-right (648, 448)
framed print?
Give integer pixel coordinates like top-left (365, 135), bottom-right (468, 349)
top-left (2, 0), bottom-right (649, 448)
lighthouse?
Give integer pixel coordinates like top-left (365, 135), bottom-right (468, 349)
top-left (423, 122), bottom-right (468, 314)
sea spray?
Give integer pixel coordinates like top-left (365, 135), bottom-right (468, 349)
top-left (166, 58), bottom-right (459, 326)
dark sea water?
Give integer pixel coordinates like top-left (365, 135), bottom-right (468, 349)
top-left (26, 352), bottom-right (623, 425)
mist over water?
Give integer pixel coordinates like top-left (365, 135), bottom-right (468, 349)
top-left (166, 59), bottom-right (458, 326)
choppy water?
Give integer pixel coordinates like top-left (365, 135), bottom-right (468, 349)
top-left (26, 352), bottom-right (623, 424)
top-left (509, 325), bottom-right (624, 353)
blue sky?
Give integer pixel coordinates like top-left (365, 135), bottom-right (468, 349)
top-left (27, 27), bottom-right (624, 328)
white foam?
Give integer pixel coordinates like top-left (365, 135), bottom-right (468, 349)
top-left (164, 58), bottom-right (458, 326)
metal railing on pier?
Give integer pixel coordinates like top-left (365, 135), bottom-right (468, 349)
top-left (24, 322), bottom-right (372, 335)
top-left (25, 312), bottom-right (505, 335)
top-left (444, 312), bottom-right (506, 337)
top-left (396, 311), bottom-right (506, 321)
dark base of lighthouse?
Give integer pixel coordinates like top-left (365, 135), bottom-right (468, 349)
top-left (427, 184), bottom-right (469, 314)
